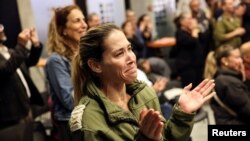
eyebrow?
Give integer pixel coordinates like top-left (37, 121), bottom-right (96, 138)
top-left (71, 16), bottom-right (85, 21)
top-left (113, 43), bottom-right (131, 51)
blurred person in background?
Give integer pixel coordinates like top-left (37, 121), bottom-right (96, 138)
top-left (190, 0), bottom-right (214, 54)
top-left (87, 12), bottom-right (101, 29)
top-left (240, 41), bottom-right (250, 89)
top-left (213, 0), bottom-right (245, 48)
top-left (122, 20), bottom-right (145, 59)
top-left (170, 12), bottom-right (204, 87)
top-left (210, 45), bottom-right (250, 125)
top-left (45, 5), bottom-right (87, 141)
top-left (0, 24), bottom-right (44, 141)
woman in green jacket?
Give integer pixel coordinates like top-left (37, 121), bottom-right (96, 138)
top-left (70, 23), bottom-right (215, 141)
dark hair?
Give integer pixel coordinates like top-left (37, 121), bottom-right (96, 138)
top-left (137, 14), bottom-right (148, 27)
top-left (72, 23), bottom-right (121, 104)
top-left (174, 13), bottom-right (188, 29)
top-left (121, 20), bottom-right (130, 30)
top-left (121, 20), bottom-right (132, 35)
top-left (215, 45), bottom-right (236, 67)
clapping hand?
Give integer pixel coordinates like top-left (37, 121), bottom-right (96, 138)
top-left (30, 27), bottom-right (40, 47)
top-left (178, 79), bottom-right (215, 113)
top-left (18, 28), bottom-right (31, 47)
top-left (139, 108), bottom-right (164, 141)
top-left (17, 27), bottom-right (40, 48)
top-left (138, 79), bottom-right (215, 140)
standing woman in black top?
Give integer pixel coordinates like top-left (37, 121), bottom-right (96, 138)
top-left (171, 12), bottom-right (205, 87)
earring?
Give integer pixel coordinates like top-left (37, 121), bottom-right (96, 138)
top-left (63, 32), bottom-right (67, 36)
top-left (94, 68), bottom-right (100, 73)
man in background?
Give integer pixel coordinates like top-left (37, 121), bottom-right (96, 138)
top-left (0, 24), bottom-right (44, 141)
top-left (87, 12), bottom-right (101, 29)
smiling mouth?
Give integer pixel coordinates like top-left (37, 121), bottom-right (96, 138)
top-left (125, 66), bottom-right (137, 73)
top-left (79, 29), bottom-right (87, 33)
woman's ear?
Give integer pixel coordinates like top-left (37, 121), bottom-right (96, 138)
top-left (221, 57), bottom-right (228, 66)
top-left (87, 59), bottom-right (102, 73)
top-left (62, 28), bottom-right (67, 36)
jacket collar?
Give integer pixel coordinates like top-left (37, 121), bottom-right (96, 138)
top-left (215, 68), bottom-right (243, 80)
top-left (86, 80), bottom-right (146, 125)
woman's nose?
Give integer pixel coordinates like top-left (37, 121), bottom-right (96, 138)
top-left (81, 20), bottom-right (88, 29)
top-left (127, 51), bottom-right (136, 63)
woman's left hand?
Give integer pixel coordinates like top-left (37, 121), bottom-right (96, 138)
top-left (30, 27), bottom-right (40, 47)
top-left (178, 79), bottom-right (215, 113)
top-left (139, 108), bottom-right (163, 141)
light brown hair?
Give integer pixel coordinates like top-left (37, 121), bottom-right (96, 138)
top-left (47, 5), bottom-right (81, 60)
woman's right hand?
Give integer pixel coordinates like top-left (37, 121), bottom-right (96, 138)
top-left (18, 28), bottom-right (31, 48)
top-left (178, 79), bottom-right (215, 113)
top-left (139, 108), bottom-right (164, 141)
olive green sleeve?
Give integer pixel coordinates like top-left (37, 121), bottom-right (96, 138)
top-left (163, 104), bottom-right (195, 141)
top-left (214, 20), bottom-right (227, 43)
top-left (135, 86), bottom-right (195, 141)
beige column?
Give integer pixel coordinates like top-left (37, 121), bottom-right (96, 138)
top-left (16, 0), bottom-right (35, 29)
top-left (16, 0), bottom-right (47, 94)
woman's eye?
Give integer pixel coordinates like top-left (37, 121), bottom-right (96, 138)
top-left (74, 18), bottom-right (82, 23)
top-left (115, 52), bottom-right (124, 57)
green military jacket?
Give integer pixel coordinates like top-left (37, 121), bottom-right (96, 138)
top-left (213, 14), bottom-right (242, 48)
top-left (69, 81), bottom-right (195, 141)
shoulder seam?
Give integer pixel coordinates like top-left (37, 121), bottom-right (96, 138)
top-left (69, 101), bottom-right (89, 132)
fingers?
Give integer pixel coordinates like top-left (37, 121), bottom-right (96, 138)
top-left (30, 27), bottom-right (35, 32)
top-left (139, 108), bottom-right (148, 122)
top-left (203, 92), bottom-right (216, 102)
top-left (30, 27), bottom-right (38, 36)
top-left (20, 29), bottom-right (31, 38)
top-left (201, 82), bottom-right (215, 97)
top-left (139, 109), bottom-right (163, 140)
top-left (140, 109), bottom-right (153, 127)
top-left (183, 83), bottom-right (192, 94)
top-left (18, 29), bottom-right (31, 47)
top-left (198, 80), bottom-right (215, 96)
top-left (193, 79), bottom-right (209, 92)
top-left (29, 28), bottom-right (40, 46)
top-left (154, 122), bottom-right (163, 138)
top-left (17, 27), bottom-right (40, 47)
top-left (149, 112), bottom-right (160, 130)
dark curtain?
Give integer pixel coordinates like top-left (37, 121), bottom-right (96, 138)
top-left (0, 0), bottom-right (21, 48)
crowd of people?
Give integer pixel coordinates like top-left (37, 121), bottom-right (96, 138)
top-left (1, 0), bottom-right (250, 141)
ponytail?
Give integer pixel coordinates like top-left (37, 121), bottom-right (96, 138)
top-left (71, 52), bottom-right (86, 105)
top-left (204, 51), bottom-right (217, 79)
